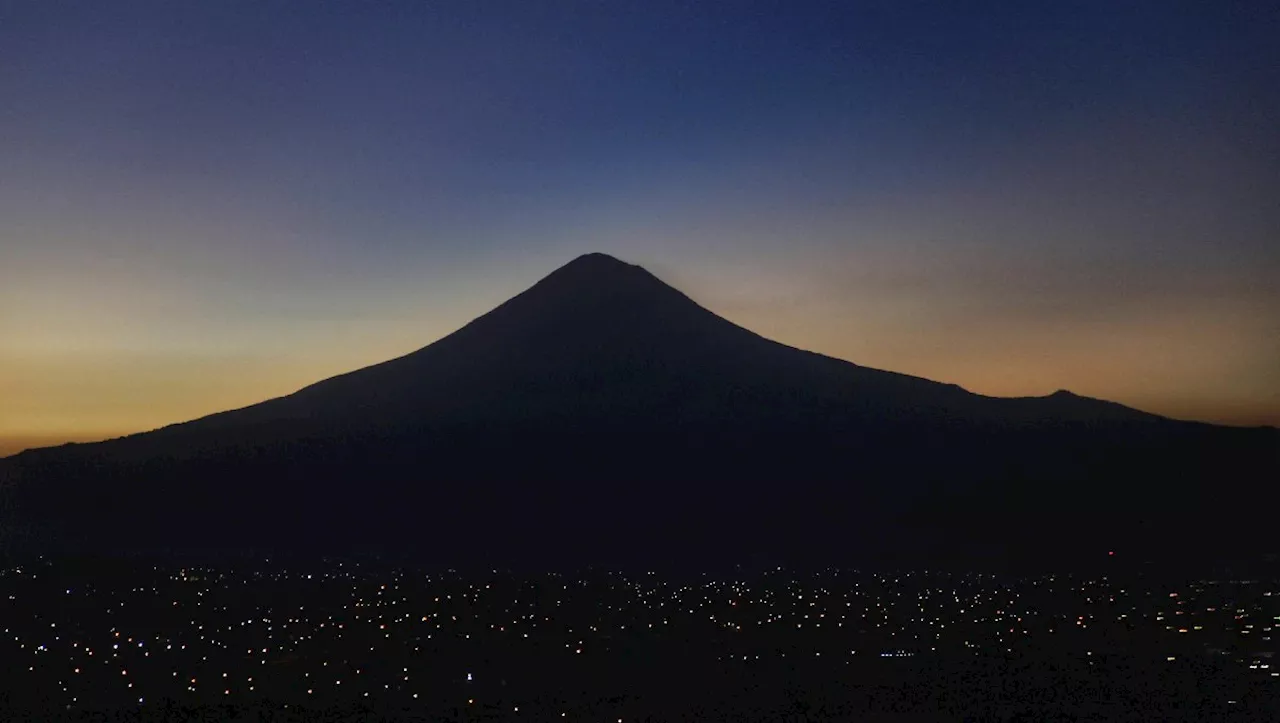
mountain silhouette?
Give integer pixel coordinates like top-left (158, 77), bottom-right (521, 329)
top-left (2, 253), bottom-right (1276, 572)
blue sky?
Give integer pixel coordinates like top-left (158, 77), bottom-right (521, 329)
top-left (1, 1), bottom-right (1277, 452)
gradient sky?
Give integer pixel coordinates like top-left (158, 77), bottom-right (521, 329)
top-left (2, 1), bottom-right (1278, 456)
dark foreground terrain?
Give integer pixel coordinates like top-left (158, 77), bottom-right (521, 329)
top-left (1, 558), bottom-right (1277, 722)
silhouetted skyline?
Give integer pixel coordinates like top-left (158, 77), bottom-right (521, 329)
top-left (2, 1), bottom-right (1278, 455)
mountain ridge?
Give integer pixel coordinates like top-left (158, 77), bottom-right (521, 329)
top-left (4, 253), bottom-right (1178, 461)
top-left (1, 253), bottom-right (1276, 572)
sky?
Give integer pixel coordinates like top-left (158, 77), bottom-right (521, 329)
top-left (1, 1), bottom-right (1278, 456)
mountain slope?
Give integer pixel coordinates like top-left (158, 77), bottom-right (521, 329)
top-left (1, 253), bottom-right (1276, 571)
top-left (43, 253), bottom-right (1156, 442)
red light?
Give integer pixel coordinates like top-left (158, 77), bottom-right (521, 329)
top-left (1108, 551), bottom-right (1114, 556)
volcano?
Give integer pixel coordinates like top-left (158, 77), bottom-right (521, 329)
top-left (2, 253), bottom-right (1276, 571)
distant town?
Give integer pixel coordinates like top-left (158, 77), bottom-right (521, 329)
top-left (2, 560), bottom-right (1275, 721)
